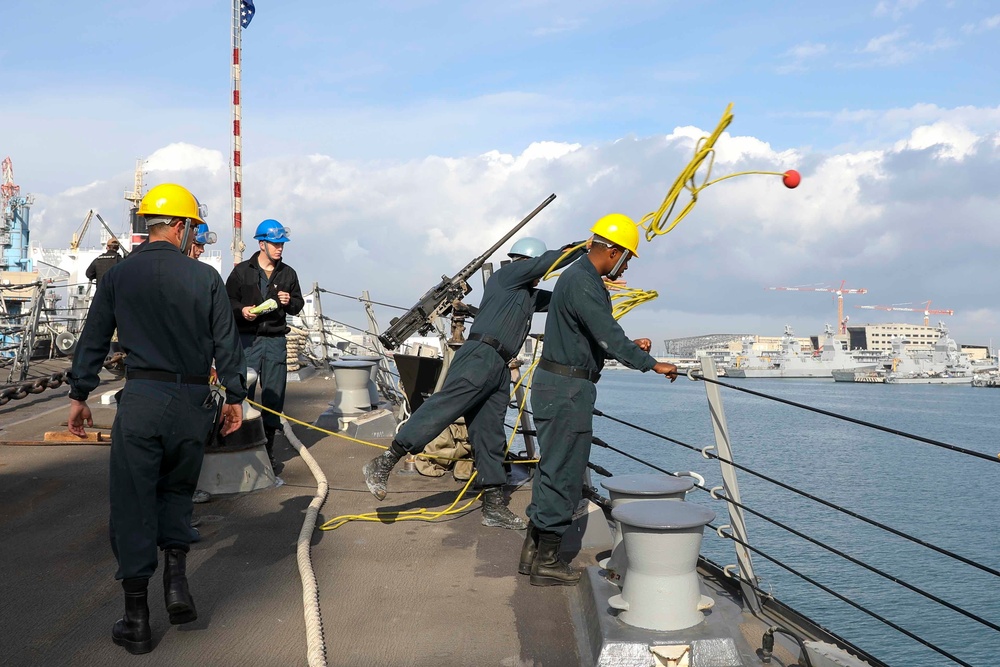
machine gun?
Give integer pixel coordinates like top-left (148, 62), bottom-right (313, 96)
top-left (378, 194), bottom-right (556, 350)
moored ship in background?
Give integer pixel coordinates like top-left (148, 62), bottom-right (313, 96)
top-left (834, 325), bottom-right (992, 385)
top-left (725, 325), bottom-right (885, 379)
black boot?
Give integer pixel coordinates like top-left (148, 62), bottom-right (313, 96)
top-left (163, 548), bottom-right (197, 625)
top-left (362, 441), bottom-right (405, 501)
top-left (530, 532), bottom-right (582, 587)
top-left (518, 522), bottom-right (540, 575)
top-left (264, 426), bottom-right (281, 473)
top-left (481, 486), bottom-right (527, 530)
top-left (112, 578), bottom-right (152, 655)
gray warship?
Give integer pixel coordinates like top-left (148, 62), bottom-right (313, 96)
top-left (725, 325), bottom-right (883, 379)
top-left (834, 325), bottom-right (980, 385)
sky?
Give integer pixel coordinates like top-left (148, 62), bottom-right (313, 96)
top-left (3, 0), bottom-right (1000, 351)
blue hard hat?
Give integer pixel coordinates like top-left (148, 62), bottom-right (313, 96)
top-left (508, 237), bottom-right (547, 259)
top-left (254, 219), bottom-right (291, 243)
top-left (194, 223), bottom-right (217, 245)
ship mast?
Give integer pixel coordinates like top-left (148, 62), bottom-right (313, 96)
top-left (123, 158), bottom-right (146, 250)
top-left (230, 0), bottom-right (249, 265)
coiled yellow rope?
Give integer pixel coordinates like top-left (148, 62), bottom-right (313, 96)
top-left (638, 102), bottom-right (796, 242)
top-left (224, 378), bottom-right (536, 531)
top-left (609, 284), bottom-right (658, 321)
top-left (538, 241), bottom-right (657, 319)
top-left (317, 355), bottom-right (541, 531)
top-left (537, 103), bottom-right (796, 321)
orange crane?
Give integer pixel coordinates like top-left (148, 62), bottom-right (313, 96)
top-left (766, 280), bottom-right (868, 334)
top-left (855, 301), bottom-right (954, 327)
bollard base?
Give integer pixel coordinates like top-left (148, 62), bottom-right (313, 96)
top-left (572, 568), bottom-right (742, 667)
top-left (196, 446), bottom-right (277, 495)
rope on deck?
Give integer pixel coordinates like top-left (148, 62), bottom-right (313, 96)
top-left (281, 417), bottom-right (329, 667)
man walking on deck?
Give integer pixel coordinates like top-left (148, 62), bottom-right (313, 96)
top-left (363, 237), bottom-right (586, 529)
top-left (226, 219), bottom-right (304, 472)
top-left (66, 183), bottom-right (247, 654)
top-left (520, 214), bottom-right (678, 586)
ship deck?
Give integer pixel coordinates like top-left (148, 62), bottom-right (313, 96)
top-left (0, 363), bottom-right (582, 666)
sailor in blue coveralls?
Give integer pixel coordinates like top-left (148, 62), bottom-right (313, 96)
top-left (519, 214), bottom-right (678, 586)
top-left (363, 237), bottom-right (586, 529)
top-left (67, 183), bottom-right (248, 654)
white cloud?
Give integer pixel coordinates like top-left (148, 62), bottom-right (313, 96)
top-left (146, 143), bottom-right (226, 175)
top-left (776, 42), bottom-right (830, 75)
top-left (60, 181), bottom-right (102, 198)
top-left (961, 14), bottom-right (1000, 34)
top-left (23, 117), bottom-right (1000, 346)
top-left (873, 0), bottom-right (923, 20)
top-left (790, 42), bottom-right (829, 59)
top-left (893, 121), bottom-right (980, 159)
top-left (855, 28), bottom-right (955, 66)
top-left (531, 17), bottom-right (584, 37)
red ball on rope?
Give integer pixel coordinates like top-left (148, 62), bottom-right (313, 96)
top-left (783, 170), bottom-right (801, 189)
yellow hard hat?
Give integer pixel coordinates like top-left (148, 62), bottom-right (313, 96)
top-left (590, 213), bottom-right (640, 257)
top-left (137, 183), bottom-right (205, 223)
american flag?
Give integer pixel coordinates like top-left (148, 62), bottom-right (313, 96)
top-left (240, 0), bottom-right (255, 29)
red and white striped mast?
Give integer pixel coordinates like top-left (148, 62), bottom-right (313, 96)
top-left (230, 0), bottom-right (252, 265)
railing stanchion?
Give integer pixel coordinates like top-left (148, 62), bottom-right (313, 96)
top-left (699, 355), bottom-right (762, 613)
top-left (510, 364), bottom-right (537, 460)
top-left (311, 282), bottom-right (329, 363)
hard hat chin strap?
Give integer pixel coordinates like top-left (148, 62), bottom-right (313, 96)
top-left (261, 241), bottom-right (280, 264)
top-left (179, 219), bottom-right (194, 253)
top-left (607, 249), bottom-right (631, 281)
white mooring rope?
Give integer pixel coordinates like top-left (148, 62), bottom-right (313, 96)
top-left (281, 417), bottom-right (329, 667)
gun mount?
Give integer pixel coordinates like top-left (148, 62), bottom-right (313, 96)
top-left (378, 194), bottom-right (556, 350)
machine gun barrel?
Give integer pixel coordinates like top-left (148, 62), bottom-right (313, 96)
top-left (378, 194), bottom-right (556, 350)
top-left (452, 193), bottom-right (556, 284)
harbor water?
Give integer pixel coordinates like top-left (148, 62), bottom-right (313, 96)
top-left (582, 371), bottom-right (999, 667)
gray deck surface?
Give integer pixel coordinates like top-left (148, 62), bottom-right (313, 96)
top-left (1, 362), bottom-right (581, 666)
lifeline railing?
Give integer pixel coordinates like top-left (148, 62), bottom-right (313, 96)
top-left (567, 355), bottom-right (998, 667)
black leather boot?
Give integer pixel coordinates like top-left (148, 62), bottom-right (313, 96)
top-left (163, 548), bottom-right (197, 625)
top-left (264, 426), bottom-right (281, 473)
top-left (362, 441), bottom-right (405, 501)
top-left (530, 532), bottom-right (581, 587)
top-left (518, 522), bottom-right (540, 575)
top-left (481, 486), bottom-right (527, 530)
top-left (112, 578), bottom-right (152, 654)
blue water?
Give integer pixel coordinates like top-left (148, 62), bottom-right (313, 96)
top-left (578, 372), bottom-right (999, 667)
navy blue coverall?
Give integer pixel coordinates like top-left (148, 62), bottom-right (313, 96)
top-left (69, 241), bottom-right (247, 580)
top-left (395, 245), bottom-right (585, 486)
top-left (526, 256), bottom-right (657, 536)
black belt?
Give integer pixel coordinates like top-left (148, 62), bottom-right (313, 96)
top-left (538, 358), bottom-right (601, 383)
top-left (468, 333), bottom-right (515, 363)
top-left (126, 370), bottom-right (211, 385)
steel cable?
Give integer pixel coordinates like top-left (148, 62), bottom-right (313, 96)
top-left (691, 373), bottom-right (999, 463)
top-left (316, 288), bottom-right (408, 311)
top-left (594, 428), bottom-right (999, 635)
top-left (712, 526), bottom-right (976, 667)
top-left (592, 406), bottom-right (1000, 579)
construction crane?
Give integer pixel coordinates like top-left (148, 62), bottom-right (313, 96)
top-left (766, 280), bottom-right (868, 334)
top-left (1, 156), bottom-right (35, 272)
top-left (70, 209), bottom-right (128, 254)
top-left (855, 300), bottom-right (954, 327)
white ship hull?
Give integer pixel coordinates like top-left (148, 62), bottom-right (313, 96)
top-left (885, 374), bottom-right (973, 385)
